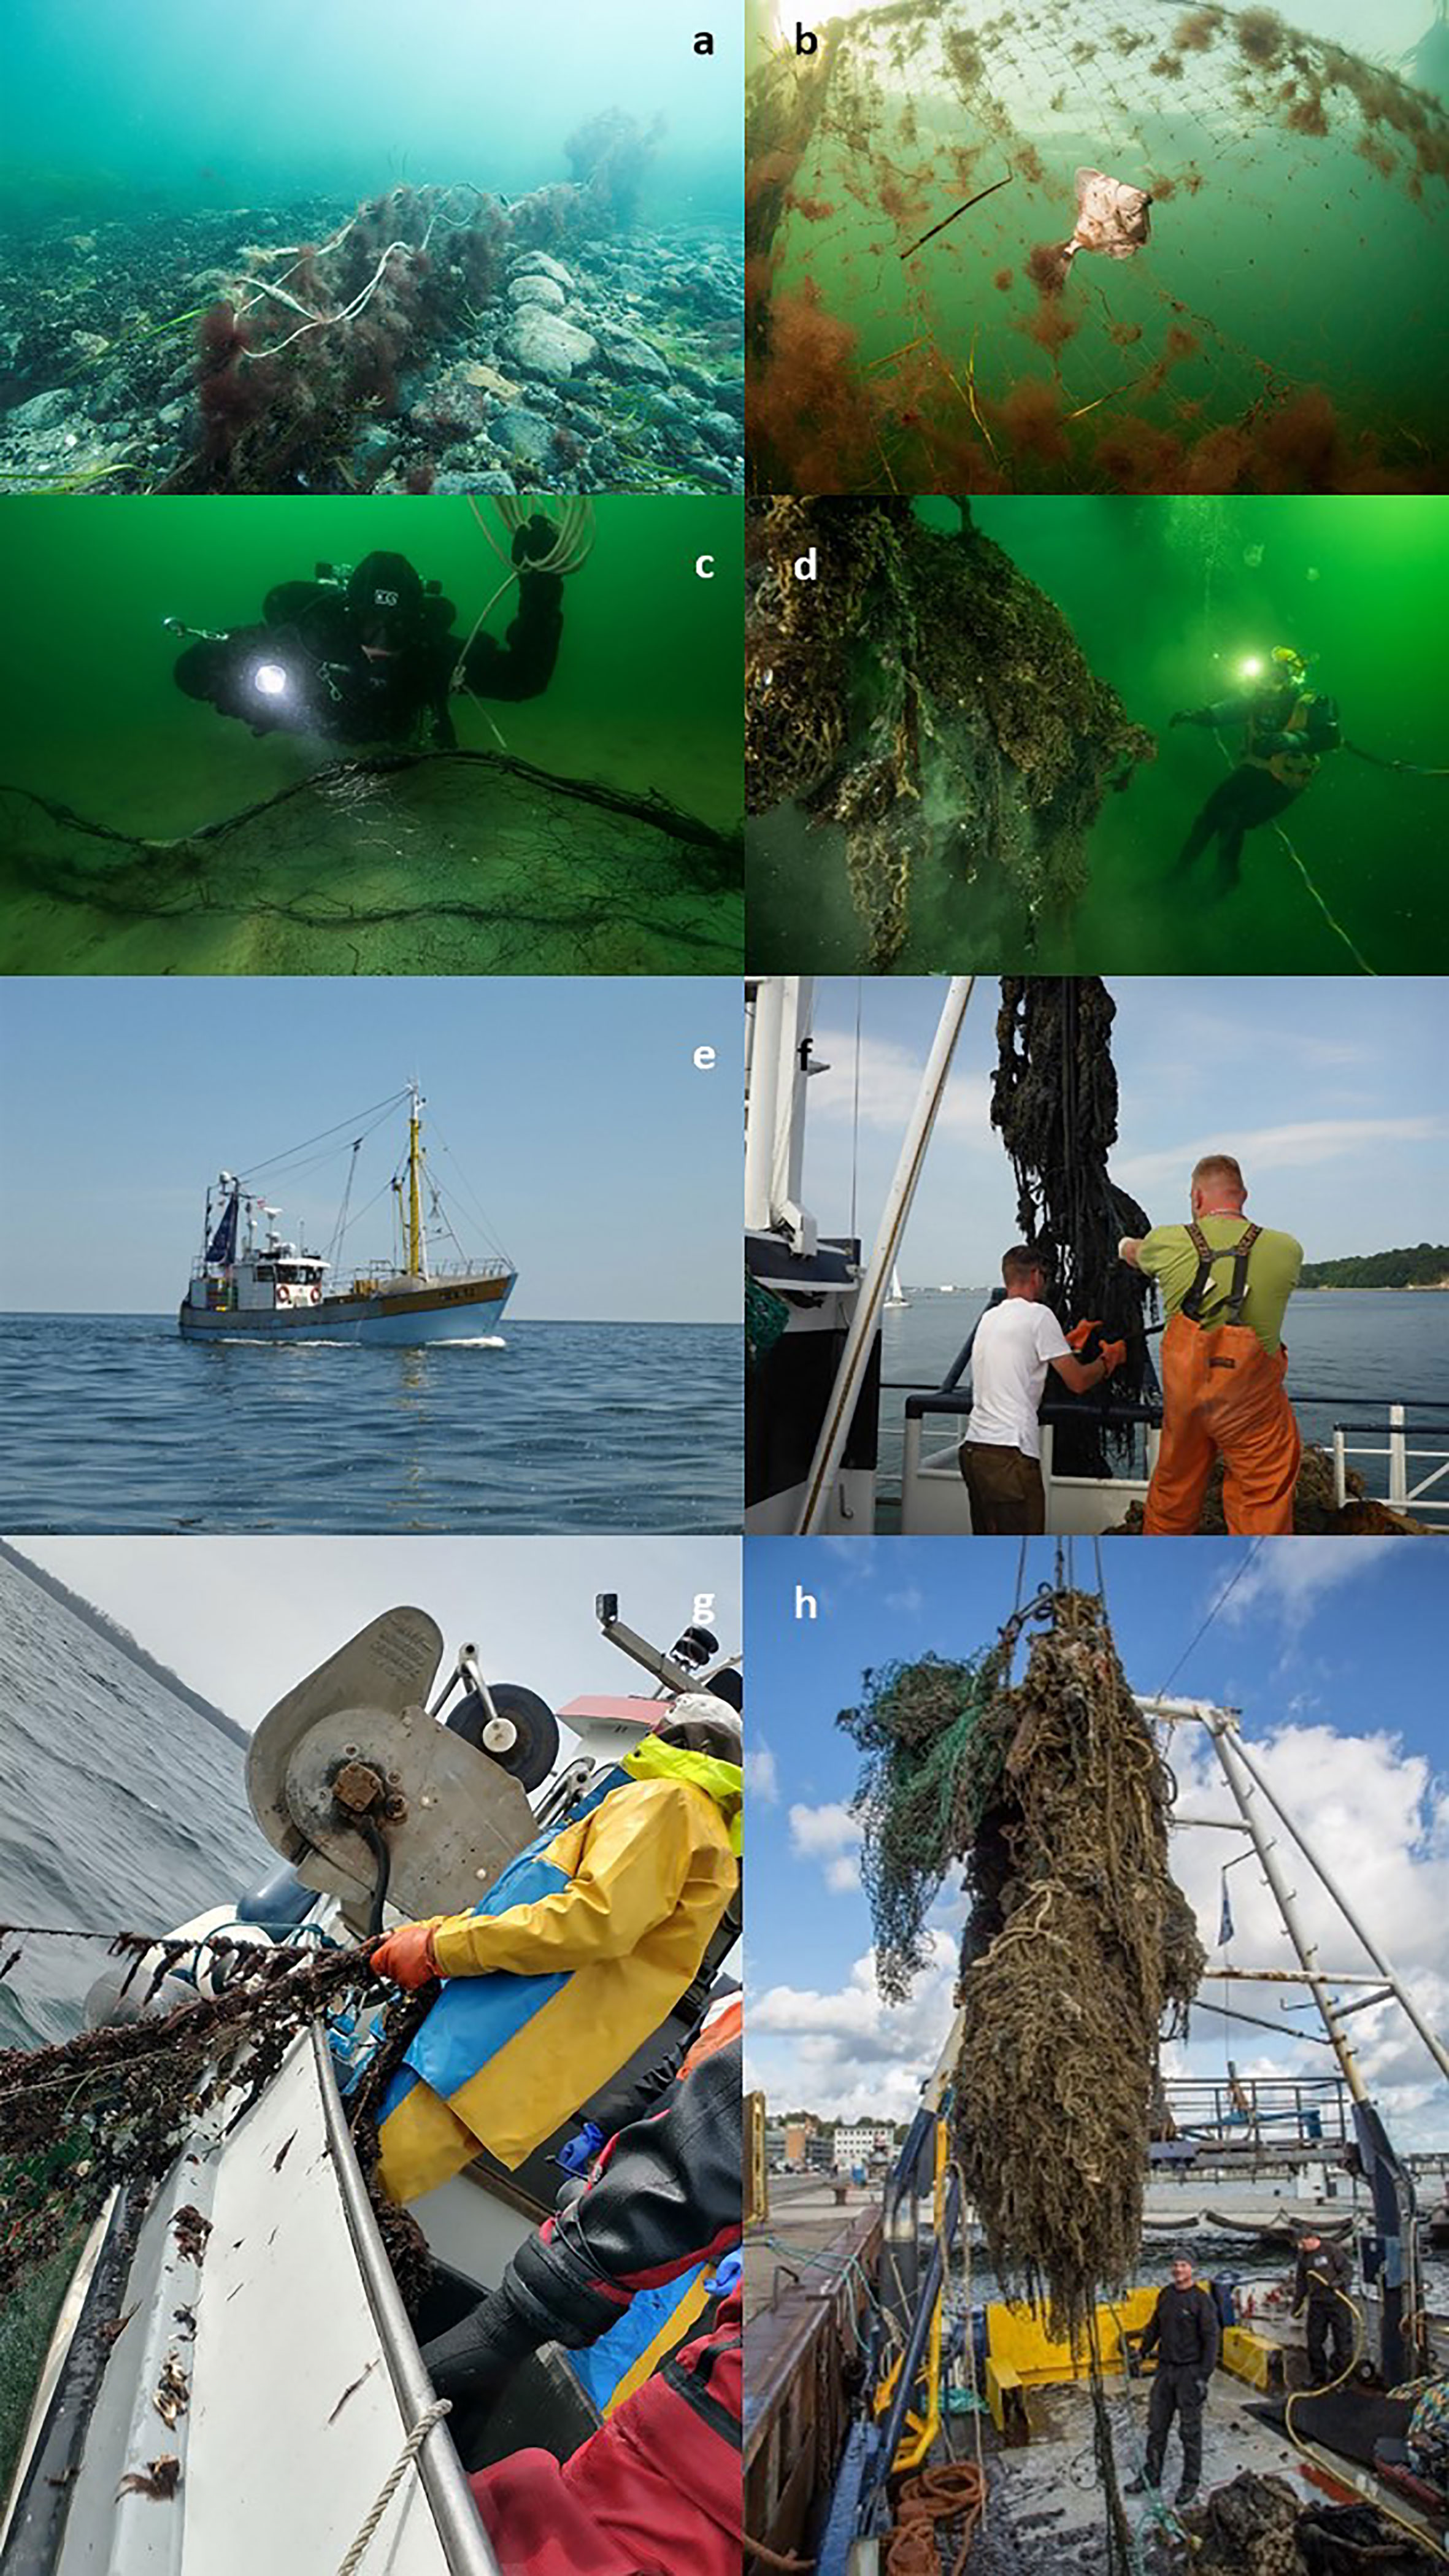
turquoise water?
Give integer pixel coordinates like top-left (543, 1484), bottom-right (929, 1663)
top-left (0, 0), bottom-right (742, 225)
top-left (0, 494), bottom-right (745, 972)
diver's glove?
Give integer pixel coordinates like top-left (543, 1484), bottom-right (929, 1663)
top-left (423, 2288), bottom-right (542, 2402)
top-left (556, 2120), bottom-right (605, 2178)
top-left (1169, 710), bottom-right (1191, 728)
top-left (512, 513), bottom-right (559, 567)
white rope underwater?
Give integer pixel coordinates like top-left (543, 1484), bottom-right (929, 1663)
top-left (1207, 731), bottom-right (1377, 977)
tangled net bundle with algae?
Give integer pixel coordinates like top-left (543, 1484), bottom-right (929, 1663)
top-left (840, 1594), bottom-right (1204, 2343)
top-left (747, 2), bottom-right (1449, 494)
top-left (745, 498), bottom-right (1153, 969)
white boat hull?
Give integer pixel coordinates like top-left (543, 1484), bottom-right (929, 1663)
top-left (179, 1274), bottom-right (515, 1346)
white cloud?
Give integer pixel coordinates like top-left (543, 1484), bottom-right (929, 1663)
top-left (885, 1585), bottom-right (924, 1615)
top-left (1215, 1538), bottom-right (1401, 1631)
top-left (826, 1854), bottom-right (863, 1893)
top-left (745, 1744), bottom-right (780, 1805)
top-left (809, 1029), bottom-right (994, 1145)
top-left (747, 1930), bottom-right (959, 2121)
top-left (1165, 1713), bottom-right (1449, 2143)
top-left (1117, 1117), bottom-right (1448, 1195)
top-left (789, 1801), bottom-right (863, 1858)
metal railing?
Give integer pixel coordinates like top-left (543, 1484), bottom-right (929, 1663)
top-left (1331, 1403), bottom-right (1449, 1520)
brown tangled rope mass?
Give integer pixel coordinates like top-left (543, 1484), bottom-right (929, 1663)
top-left (0, 1930), bottom-right (432, 2314)
top-left (885, 2462), bottom-right (987, 2576)
top-left (948, 1593), bottom-right (1204, 2344)
top-left (745, 500), bottom-right (1153, 970)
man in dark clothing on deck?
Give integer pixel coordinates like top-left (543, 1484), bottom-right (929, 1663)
top-left (1125, 2252), bottom-right (1221, 2507)
top-left (1293, 2231), bottom-right (1355, 2386)
top-left (1170, 646), bottom-right (1340, 890)
top-left (171, 520), bottom-right (564, 751)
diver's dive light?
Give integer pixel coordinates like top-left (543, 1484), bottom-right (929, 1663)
top-left (1238, 655), bottom-right (1266, 683)
top-left (252, 661), bottom-right (290, 699)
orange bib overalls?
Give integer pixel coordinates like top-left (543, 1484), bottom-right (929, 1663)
top-left (1143, 1223), bottom-right (1301, 1536)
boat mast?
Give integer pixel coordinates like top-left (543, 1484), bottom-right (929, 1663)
top-left (407, 1084), bottom-right (426, 1280)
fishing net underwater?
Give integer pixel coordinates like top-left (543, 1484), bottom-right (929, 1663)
top-left (841, 1593), bottom-right (1204, 2346)
top-left (0, 750), bottom-right (744, 974)
top-left (745, 499), bottom-right (1156, 971)
top-left (747, 0), bottom-right (1449, 494)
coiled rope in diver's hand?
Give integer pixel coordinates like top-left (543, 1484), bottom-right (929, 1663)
top-left (449, 494), bottom-right (596, 702)
top-left (886, 2463), bottom-right (987, 2576)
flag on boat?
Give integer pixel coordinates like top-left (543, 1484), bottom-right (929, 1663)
top-left (206, 1191), bottom-right (239, 1265)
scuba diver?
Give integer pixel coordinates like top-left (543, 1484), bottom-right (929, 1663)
top-left (1170, 647), bottom-right (1340, 888)
top-left (170, 518), bottom-right (564, 750)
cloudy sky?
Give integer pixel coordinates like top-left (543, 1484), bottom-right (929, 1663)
top-left (746, 1537), bottom-right (1449, 2149)
top-left (13, 1536), bottom-right (742, 1737)
top-left (0, 979), bottom-right (739, 1322)
top-left (785, 977), bottom-right (1446, 1288)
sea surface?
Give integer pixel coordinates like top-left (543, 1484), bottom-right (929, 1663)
top-left (875, 1288), bottom-right (1449, 1510)
top-left (0, 1551), bottom-right (274, 2057)
top-left (0, 1316), bottom-right (744, 1535)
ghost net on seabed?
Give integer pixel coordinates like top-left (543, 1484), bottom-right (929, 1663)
top-left (744, 499), bottom-right (1153, 971)
top-left (747, 0), bottom-right (1449, 495)
top-left (840, 1593), bottom-right (1205, 2574)
top-left (0, 755), bottom-right (743, 976)
top-left (991, 976), bottom-right (1155, 1472)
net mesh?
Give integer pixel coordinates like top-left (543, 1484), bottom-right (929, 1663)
top-left (0, 752), bottom-right (743, 975)
top-left (747, 0), bottom-right (1449, 493)
top-left (844, 1591), bottom-right (1204, 2345)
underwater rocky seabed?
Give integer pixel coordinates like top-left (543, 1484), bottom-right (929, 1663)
top-left (0, 196), bottom-right (744, 498)
top-left (0, 754), bottom-right (745, 975)
top-left (745, 1), bottom-right (1449, 498)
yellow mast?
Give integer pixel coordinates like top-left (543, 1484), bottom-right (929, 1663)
top-left (407, 1086), bottom-right (424, 1278)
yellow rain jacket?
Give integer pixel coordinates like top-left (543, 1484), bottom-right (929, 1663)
top-left (375, 1744), bottom-right (740, 2201)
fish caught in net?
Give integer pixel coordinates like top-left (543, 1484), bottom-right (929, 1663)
top-left (745, 499), bottom-right (1154, 969)
top-left (0, 750), bottom-right (744, 975)
top-left (842, 1590), bottom-right (1204, 2347)
top-left (747, 0), bottom-right (1449, 493)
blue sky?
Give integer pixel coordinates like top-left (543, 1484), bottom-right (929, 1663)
top-left (746, 1537), bottom-right (1449, 2145)
top-left (793, 977), bottom-right (1447, 1287)
top-left (0, 978), bottom-right (740, 1322)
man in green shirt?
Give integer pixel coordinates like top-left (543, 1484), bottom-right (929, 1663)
top-left (1120, 1153), bottom-right (1302, 1534)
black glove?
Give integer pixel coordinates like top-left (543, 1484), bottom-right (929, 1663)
top-left (422, 2290), bottom-right (540, 2402)
top-left (512, 513), bottom-right (558, 567)
top-left (1169, 710), bottom-right (1190, 728)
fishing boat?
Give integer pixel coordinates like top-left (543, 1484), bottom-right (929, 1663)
top-left (179, 1084), bottom-right (516, 1346)
top-left (745, 977), bottom-right (1449, 1535)
top-left (0, 1593), bottom-right (740, 2574)
top-left (744, 1648), bottom-right (1449, 2572)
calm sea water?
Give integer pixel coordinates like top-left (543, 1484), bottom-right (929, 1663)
top-left (875, 1288), bottom-right (1449, 1507)
top-left (0, 1553), bottom-right (273, 2055)
top-left (0, 1315), bottom-right (744, 1534)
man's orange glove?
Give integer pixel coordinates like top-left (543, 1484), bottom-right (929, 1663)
top-left (371, 1918), bottom-right (444, 1988)
top-left (1066, 1320), bottom-right (1102, 1352)
top-left (1099, 1339), bottom-right (1128, 1376)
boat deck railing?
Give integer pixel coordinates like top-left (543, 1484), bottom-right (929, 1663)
top-left (891, 1381), bottom-right (1449, 1529)
top-left (1159, 2073), bottom-right (1352, 2155)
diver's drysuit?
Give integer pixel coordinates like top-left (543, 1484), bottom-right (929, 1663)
top-left (173, 527), bottom-right (563, 750)
top-left (1172, 682), bottom-right (1340, 885)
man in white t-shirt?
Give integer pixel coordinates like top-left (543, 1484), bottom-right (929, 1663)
top-left (959, 1245), bottom-right (1126, 1534)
